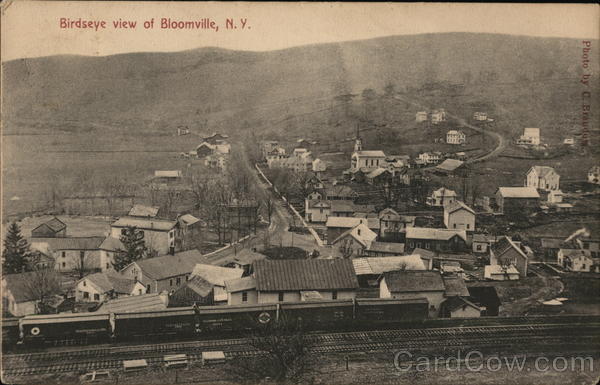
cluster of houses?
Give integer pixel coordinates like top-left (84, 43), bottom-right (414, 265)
top-left (180, 133), bottom-right (231, 172)
top-left (262, 140), bottom-right (328, 175)
top-left (415, 109), bottom-right (447, 125)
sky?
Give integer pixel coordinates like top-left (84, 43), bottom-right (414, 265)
top-left (1, 2), bottom-right (598, 61)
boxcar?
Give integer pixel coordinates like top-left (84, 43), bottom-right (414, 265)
top-left (114, 307), bottom-right (196, 341)
top-left (355, 298), bottom-right (429, 326)
top-left (2, 318), bottom-right (20, 350)
top-left (279, 300), bottom-right (355, 330)
top-left (195, 303), bottom-right (279, 333)
top-left (20, 313), bottom-right (111, 345)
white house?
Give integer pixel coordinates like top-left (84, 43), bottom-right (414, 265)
top-left (110, 216), bottom-right (179, 255)
top-left (75, 272), bottom-right (145, 302)
top-left (225, 259), bottom-right (359, 305)
top-left (588, 166), bottom-right (600, 185)
top-left (443, 201), bottom-right (475, 231)
top-left (431, 109), bottom-right (447, 125)
top-left (446, 130), bottom-right (466, 145)
top-left (331, 223), bottom-right (378, 258)
top-left (416, 111), bottom-right (428, 122)
top-left (427, 187), bottom-right (457, 207)
top-left (304, 200), bottom-right (331, 223)
top-left (525, 166), bottom-right (560, 191)
top-left (312, 158), bottom-right (327, 173)
top-left (517, 127), bottom-right (541, 145)
top-left (351, 150), bottom-right (386, 172)
top-left (29, 237), bottom-right (106, 272)
top-left (547, 190), bottom-right (564, 204)
top-left (418, 152), bottom-right (442, 165)
top-left (558, 249), bottom-right (594, 272)
top-left (473, 112), bottom-right (487, 121)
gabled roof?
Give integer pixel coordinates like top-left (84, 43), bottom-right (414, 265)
top-left (180, 275), bottom-right (214, 297)
top-left (81, 272), bottom-right (138, 295)
top-left (432, 187), bottom-right (457, 197)
top-left (232, 248), bottom-right (267, 266)
top-left (523, 127), bottom-right (540, 137)
top-left (367, 241), bottom-right (405, 254)
top-left (96, 293), bottom-right (167, 313)
top-left (444, 200), bottom-right (475, 215)
top-left (30, 237), bottom-right (105, 251)
top-left (325, 185), bottom-right (357, 197)
top-left (99, 236), bottom-right (124, 251)
top-left (382, 270), bottom-right (445, 293)
top-left (111, 216), bottom-right (177, 231)
top-left (497, 187), bottom-right (540, 198)
top-left (254, 259), bottom-right (359, 291)
top-left (32, 217), bottom-right (66, 233)
top-left (2, 270), bottom-right (60, 303)
top-left (224, 276), bottom-right (257, 293)
top-left (353, 150), bottom-right (386, 158)
top-left (379, 208), bottom-right (400, 220)
top-left (178, 214), bottom-right (201, 226)
top-left (406, 227), bottom-right (467, 242)
top-left (528, 166), bottom-right (557, 178)
top-left (332, 223), bottom-right (377, 247)
top-left (491, 236), bottom-right (528, 261)
top-left (132, 249), bottom-right (209, 280)
top-left (128, 204), bottom-right (160, 218)
top-left (437, 159), bottom-right (465, 172)
top-left (191, 264), bottom-right (244, 287)
top-left (442, 275), bottom-right (470, 297)
top-left (326, 217), bottom-right (363, 228)
top-left (352, 255), bottom-right (425, 275)
top-left (444, 296), bottom-right (481, 312)
top-left (366, 168), bottom-right (389, 179)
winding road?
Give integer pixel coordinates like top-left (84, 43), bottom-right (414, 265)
top-left (393, 94), bottom-right (507, 164)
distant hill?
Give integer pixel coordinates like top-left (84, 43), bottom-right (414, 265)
top-left (2, 33), bottom-right (598, 134)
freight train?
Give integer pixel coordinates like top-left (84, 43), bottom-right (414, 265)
top-left (4, 298), bottom-right (428, 348)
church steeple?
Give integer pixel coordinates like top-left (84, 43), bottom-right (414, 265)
top-left (354, 124), bottom-right (362, 152)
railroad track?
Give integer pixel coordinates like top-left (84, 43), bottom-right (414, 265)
top-left (3, 323), bottom-right (600, 378)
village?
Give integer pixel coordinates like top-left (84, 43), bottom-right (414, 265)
top-left (3, 108), bottom-right (600, 323)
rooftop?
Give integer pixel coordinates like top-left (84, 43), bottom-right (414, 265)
top-left (353, 150), bottom-right (386, 158)
top-left (179, 275), bottom-right (214, 298)
top-left (367, 241), bottom-right (405, 254)
top-left (406, 227), bottom-right (467, 242)
top-left (436, 159), bottom-right (465, 172)
top-left (32, 217), bottom-right (66, 233)
top-left (529, 166), bottom-right (557, 178)
top-left (444, 200), bottom-right (475, 215)
top-left (382, 270), bottom-right (446, 293)
top-left (352, 255), bottom-right (426, 275)
top-left (442, 275), bottom-right (470, 297)
top-left (3, 270), bottom-right (61, 303)
top-left (191, 264), bottom-right (244, 287)
top-left (111, 216), bottom-right (177, 231)
top-left (82, 272), bottom-right (138, 294)
top-left (497, 187), bottom-right (540, 198)
top-left (254, 259), bottom-right (359, 291)
top-left (30, 237), bottom-right (105, 251)
top-left (128, 204), bottom-right (160, 218)
top-left (132, 249), bottom-right (209, 280)
top-left (224, 276), bottom-right (257, 293)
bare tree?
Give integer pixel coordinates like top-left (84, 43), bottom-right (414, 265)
top-left (228, 316), bottom-right (314, 384)
top-left (22, 267), bottom-right (62, 314)
top-left (264, 197), bottom-right (275, 225)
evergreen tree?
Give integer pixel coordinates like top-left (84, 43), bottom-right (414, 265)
top-left (2, 222), bottom-right (30, 274)
top-left (113, 226), bottom-right (147, 271)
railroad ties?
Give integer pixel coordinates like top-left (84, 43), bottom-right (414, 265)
top-left (3, 320), bottom-right (600, 378)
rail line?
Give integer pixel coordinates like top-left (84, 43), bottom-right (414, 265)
top-left (3, 322), bottom-right (599, 378)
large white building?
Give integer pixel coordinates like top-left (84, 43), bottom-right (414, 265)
top-left (525, 166), bottom-right (560, 191)
top-left (351, 150), bottom-right (386, 172)
top-left (446, 130), bottom-right (466, 145)
top-left (517, 127), bottom-right (541, 145)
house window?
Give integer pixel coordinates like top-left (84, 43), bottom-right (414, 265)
top-left (83, 281), bottom-right (86, 286)
top-left (138, 289), bottom-right (142, 295)
top-left (93, 294), bottom-right (100, 301)
top-left (80, 251), bottom-right (85, 259)
top-left (106, 263), bottom-right (110, 269)
top-left (357, 229), bottom-right (361, 236)
top-left (278, 292), bottom-right (284, 302)
top-left (62, 262), bottom-right (66, 268)
top-left (176, 277), bottom-right (181, 285)
top-left (83, 292), bottom-right (89, 299)
top-left (170, 279), bottom-right (173, 286)
top-left (467, 224), bottom-right (470, 230)
top-left (476, 245), bottom-right (482, 251)
top-left (146, 284), bottom-right (151, 292)
top-left (242, 292), bottom-right (248, 302)
top-left (61, 251), bottom-right (66, 258)
top-left (169, 231), bottom-right (174, 239)
top-left (332, 291), bottom-right (338, 300)
top-left (453, 224), bottom-right (457, 229)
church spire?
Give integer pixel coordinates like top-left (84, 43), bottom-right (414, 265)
top-left (354, 124), bottom-right (362, 152)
